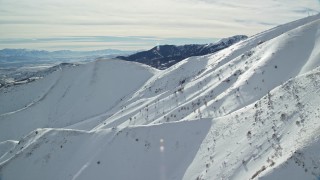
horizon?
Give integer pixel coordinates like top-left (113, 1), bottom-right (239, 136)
top-left (0, 36), bottom-right (221, 52)
top-left (0, 0), bottom-right (319, 51)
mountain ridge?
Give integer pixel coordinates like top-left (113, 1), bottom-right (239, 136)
top-left (117, 35), bottom-right (248, 69)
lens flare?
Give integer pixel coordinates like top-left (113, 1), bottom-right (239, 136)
top-left (159, 138), bottom-right (166, 180)
top-left (160, 138), bottom-right (165, 152)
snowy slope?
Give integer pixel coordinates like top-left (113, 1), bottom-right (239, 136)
top-left (90, 15), bottom-right (320, 130)
top-left (0, 59), bottom-right (157, 142)
top-left (1, 14), bottom-right (320, 180)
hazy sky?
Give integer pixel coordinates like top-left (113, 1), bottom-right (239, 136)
top-left (0, 0), bottom-right (319, 50)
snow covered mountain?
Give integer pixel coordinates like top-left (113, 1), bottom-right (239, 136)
top-left (1, 14), bottom-right (320, 180)
top-left (117, 35), bottom-right (248, 69)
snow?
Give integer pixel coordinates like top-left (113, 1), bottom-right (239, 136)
top-left (0, 59), bottom-right (157, 141)
top-left (0, 120), bottom-right (211, 180)
top-left (1, 14), bottom-right (320, 180)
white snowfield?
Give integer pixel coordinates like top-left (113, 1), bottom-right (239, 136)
top-left (1, 14), bottom-right (320, 180)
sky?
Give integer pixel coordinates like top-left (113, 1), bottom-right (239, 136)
top-left (0, 0), bottom-right (319, 51)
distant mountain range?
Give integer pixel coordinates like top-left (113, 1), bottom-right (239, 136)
top-left (117, 35), bottom-right (248, 69)
top-left (0, 49), bottom-right (133, 58)
top-left (0, 48), bottom-right (134, 68)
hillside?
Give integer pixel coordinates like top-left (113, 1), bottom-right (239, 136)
top-left (1, 14), bottom-right (320, 180)
top-left (0, 60), bottom-right (157, 141)
top-left (117, 35), bottom-right (247, 69)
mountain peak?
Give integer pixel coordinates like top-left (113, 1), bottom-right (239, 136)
top-left (117, 35), bottom-right (248, 69)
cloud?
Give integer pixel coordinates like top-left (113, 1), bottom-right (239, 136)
top-left (0, 0), bottom-right (319, 50)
